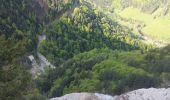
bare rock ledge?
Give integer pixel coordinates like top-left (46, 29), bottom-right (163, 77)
top-left (50, 88), bottom-right (170, 100)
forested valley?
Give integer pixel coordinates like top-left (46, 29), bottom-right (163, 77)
top-left (0, 0), bottom-right (170, 100)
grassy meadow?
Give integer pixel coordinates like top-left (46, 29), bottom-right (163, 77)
top-left (117, 7), bottom-right (170, 42)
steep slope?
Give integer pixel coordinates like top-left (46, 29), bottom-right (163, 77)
top-left (36, 45), bottom-right (170, 98)
top-left (116, 0), bottom-right (170, 43)
top-left (35, 0), bottom-right (170, 98)
top-left (92, 0), bottom-right (170, 13)
top-left (90, 0), bottom-right (170, 45)
top-left (1, 0), bottom-right (170, 100)
top-left (0, 0), bottom-right (51, 99)
top-left (38, 0), bottom-right (150, 66)
top-left (0, 0), bottom-right (80, 99)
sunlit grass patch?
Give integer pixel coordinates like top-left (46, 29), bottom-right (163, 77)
top-left (118, 7), bottom-right (170, 42)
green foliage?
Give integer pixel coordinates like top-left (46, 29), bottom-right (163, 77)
top-left (1, 0), bottom-right (170, 99)
top-left (73, 7), bottom-right (81, 14)
top-left (37, 45), bottom-right (170, 97)
top-left (118, 7), bottom-right (170, 42)
top-left (0, 0), bottom-right (47, 99)
top-left (0, 0), bottom-right (45, 57)
top-left (0, 65), bottom-right (31, 100)
top-left (92, 0), bottom-right (170, 42)
top-left (39, 1), bottom-right (148, 66)
top-left (24, 89), bottom-right (46, 100)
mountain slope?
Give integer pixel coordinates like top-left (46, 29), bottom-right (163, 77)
top-left (36, 45), bottom-right (170, 98)
top-left (1, 0), bottom-right (170, 100)
top-left (0, 0), bottom-right (48, 99)
top-left (90, 0), bottom-right (170, 44)
top-left (35, 0), bottom-right (170, 98)
top-left (38, 0), bottom-right (151, 66)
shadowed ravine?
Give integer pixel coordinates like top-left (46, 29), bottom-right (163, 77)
top-left (30, 4), bottom-right (80, 75)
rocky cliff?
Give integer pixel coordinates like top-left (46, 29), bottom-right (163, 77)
top-left (50, 88), bottom-right (170, 100)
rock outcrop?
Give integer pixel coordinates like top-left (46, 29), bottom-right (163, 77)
top-left (117, 88), bottom-right (170, 100)
top-left (50, 88), bottom-right (170, 100)
top-left (50, 93), bottom-right (117, 100)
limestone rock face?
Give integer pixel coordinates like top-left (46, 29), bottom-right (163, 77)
top-left (50, 93), bottom-right (116, 100)
top-left (50, 88), bottom-right (170, 100)
top-left (117, 88), bottom-right (170, 100)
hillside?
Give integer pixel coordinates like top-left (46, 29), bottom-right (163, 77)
top-left (91, 0), bottom-right (170, 45)
top-left (0, 0), bottom-right (46, 99)
top-left (37, 45), bottom-right (170, 98)
top-left (0, 0), bottom-right (170, 100)
top-left (38, 0), bottom-right (155, 66)
top-left (0, 0), bottom-right (76, 99)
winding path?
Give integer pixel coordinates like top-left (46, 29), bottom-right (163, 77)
top-left (37, 34), bottom-right (55, 70)
top-left (30, 34), bottom-right (55, 76)
top-left (30, 6), bottom-right (77, 76)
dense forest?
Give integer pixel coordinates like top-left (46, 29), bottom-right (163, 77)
top-left (37, 45), bottom-right (170, 97)
top-left (0, 0), bottom-right (47, 99)
top-left (39, 1), bottom-right (151, 66)
top-left (0, 0), bottom-right (170, 100)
